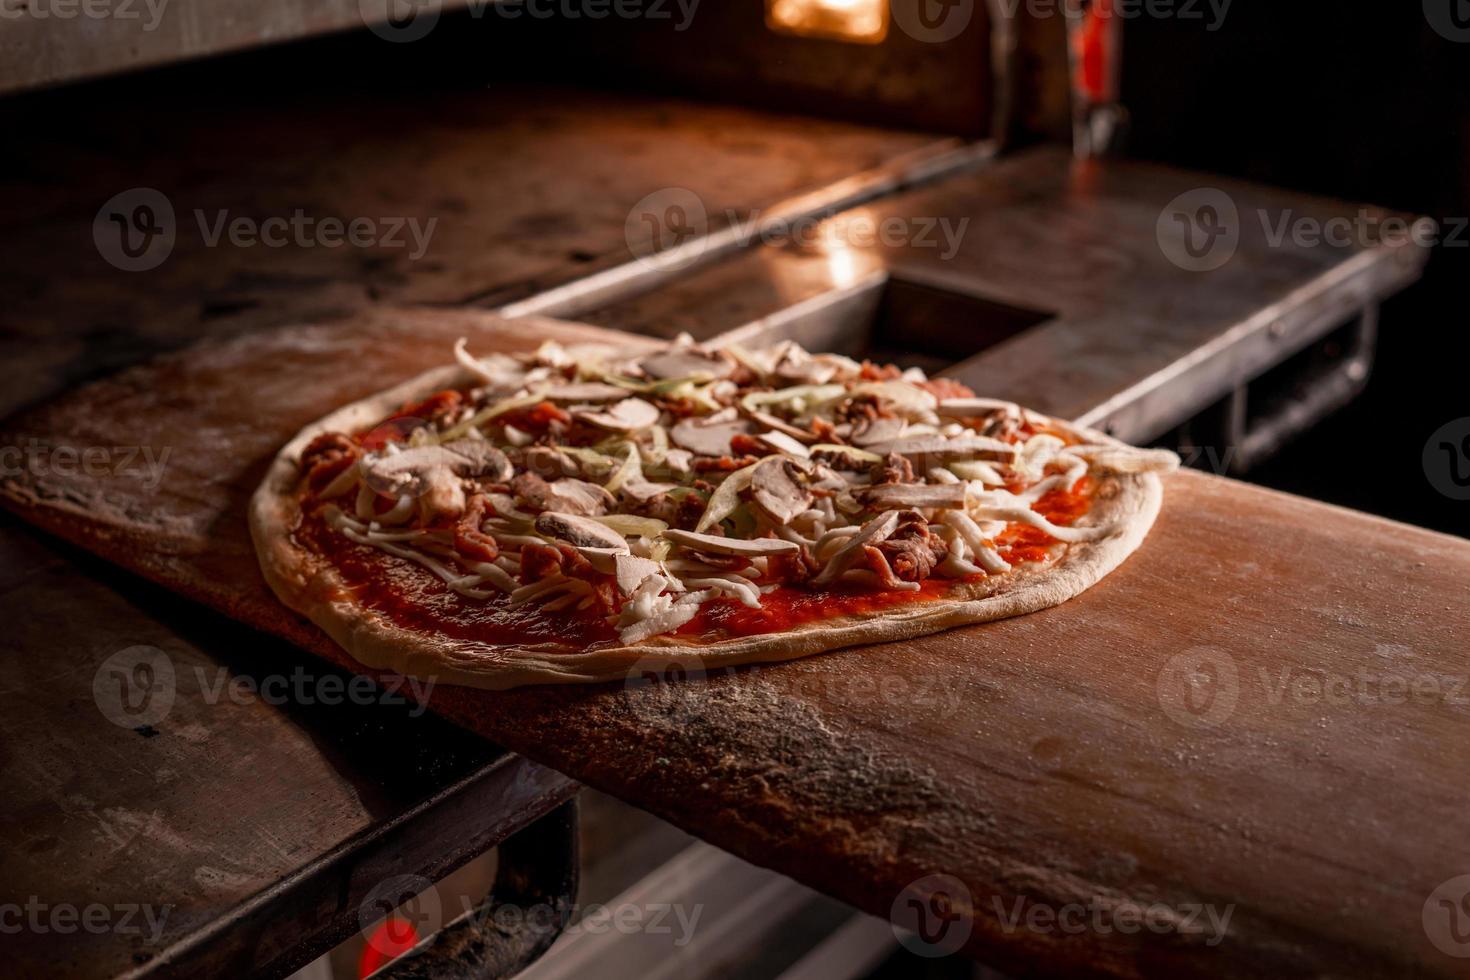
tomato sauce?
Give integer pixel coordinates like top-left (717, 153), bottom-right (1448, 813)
top-left (301, 403), bottom-right (1098, 648)
top-left (298, 509), bottom-right (620, 649)
top-left (996, 477), bottom-right (1093, 564)
top-left (674, 576), bottom-right (970, 640)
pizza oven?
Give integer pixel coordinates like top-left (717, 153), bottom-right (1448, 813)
top-left (0, 3), bottom-right (1449, 979)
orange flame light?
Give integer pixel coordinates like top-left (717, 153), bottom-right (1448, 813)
top-left (765, 0), bottom-right (888, 44)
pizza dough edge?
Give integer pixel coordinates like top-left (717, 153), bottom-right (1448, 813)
top-left (249, 362), bottom-right (1164, 690)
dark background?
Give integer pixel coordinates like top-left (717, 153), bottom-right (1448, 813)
top-left (1124, 5), bottom-right (1469, 538)
top-left (5, 3), bottom-right (1465, 537)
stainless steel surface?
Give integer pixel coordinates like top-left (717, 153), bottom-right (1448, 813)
top-left (0, 0), bottom-right (421, 94)
top-left (574, 145), bottom-right (1430, 444)
top-left (1224, 305), bottom-right (1379, 473)
top-left (499, 140), bottom-right (998, 322)
top-left (376, 800), bottom-right (579, 980)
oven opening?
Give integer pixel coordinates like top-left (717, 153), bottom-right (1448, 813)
top-left (864, 277), bottom-right (1054, 374)
top-left (720, 273), bottom-right (1055, 376)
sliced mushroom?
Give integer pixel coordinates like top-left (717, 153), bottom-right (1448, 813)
top-left (745, 409), bottom-right (816, 443)
top-left (662, 449), bottom-right (694, 476)
top-left (618, 476), bottom-right (679, 504)
top-left (748, 455), bottom-right (815, 526)
top-left (661, 528), bottom-right (799, 556)
top-left (670, 415), bottom-right (752, 457)
top-left (518, 446), bottom-right (580, 481)
top-left (811, 510), bottom-right (901, 585)
top-left (849, 416), bottom-right (907, 447)
top-left (549, 478), bottom-right (617, 515)
top-left (754, 430), bottom-right (811, 457)
top-left (362, 440), bottom-right (512, 516)
top-left (855, 482), bottom-right (973, 510)
top-left (575, 398), bottom-right (660, 432)
top-left (772, 344), bottom-right (837, 385)
top-left (639, 348), bottom-right (733, 381)
top-left (863, 434), bottom-right (1017, 462)
top-left (810, 444), bottom-right (882, 471)
top-left (510, 473), bottom-right (614, 516)
top-left (541, 382), bottom-right (630, 402)
top-left (938, 398), bottom-right (1020, 418)
top-left (534, 512), bottom-right (630, 551)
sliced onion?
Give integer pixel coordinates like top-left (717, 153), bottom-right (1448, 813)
top-left (694, 461), bottom-right (759, 533)
top-left (591, 513), bottom-right (669, 538)
top-left (605, 443), bottom-right (642, 493)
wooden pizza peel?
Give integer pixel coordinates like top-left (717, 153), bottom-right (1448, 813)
top-left (4, 306), bottom-right (1469, 978)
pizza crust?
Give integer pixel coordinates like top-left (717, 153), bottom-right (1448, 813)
top-left (250, 364), bottom-right (1164, 690)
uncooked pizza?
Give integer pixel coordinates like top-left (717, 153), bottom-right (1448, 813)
top-left (251, 337), bottom-right (1178, 688)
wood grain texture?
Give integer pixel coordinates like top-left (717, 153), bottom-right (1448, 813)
top-left (3, 310), bottom-right (1469, 978)
top-left (0, 83), bottom-right (937, 415)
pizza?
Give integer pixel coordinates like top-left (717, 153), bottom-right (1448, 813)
top-left (250, 337), bottom-right (1178, 689)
